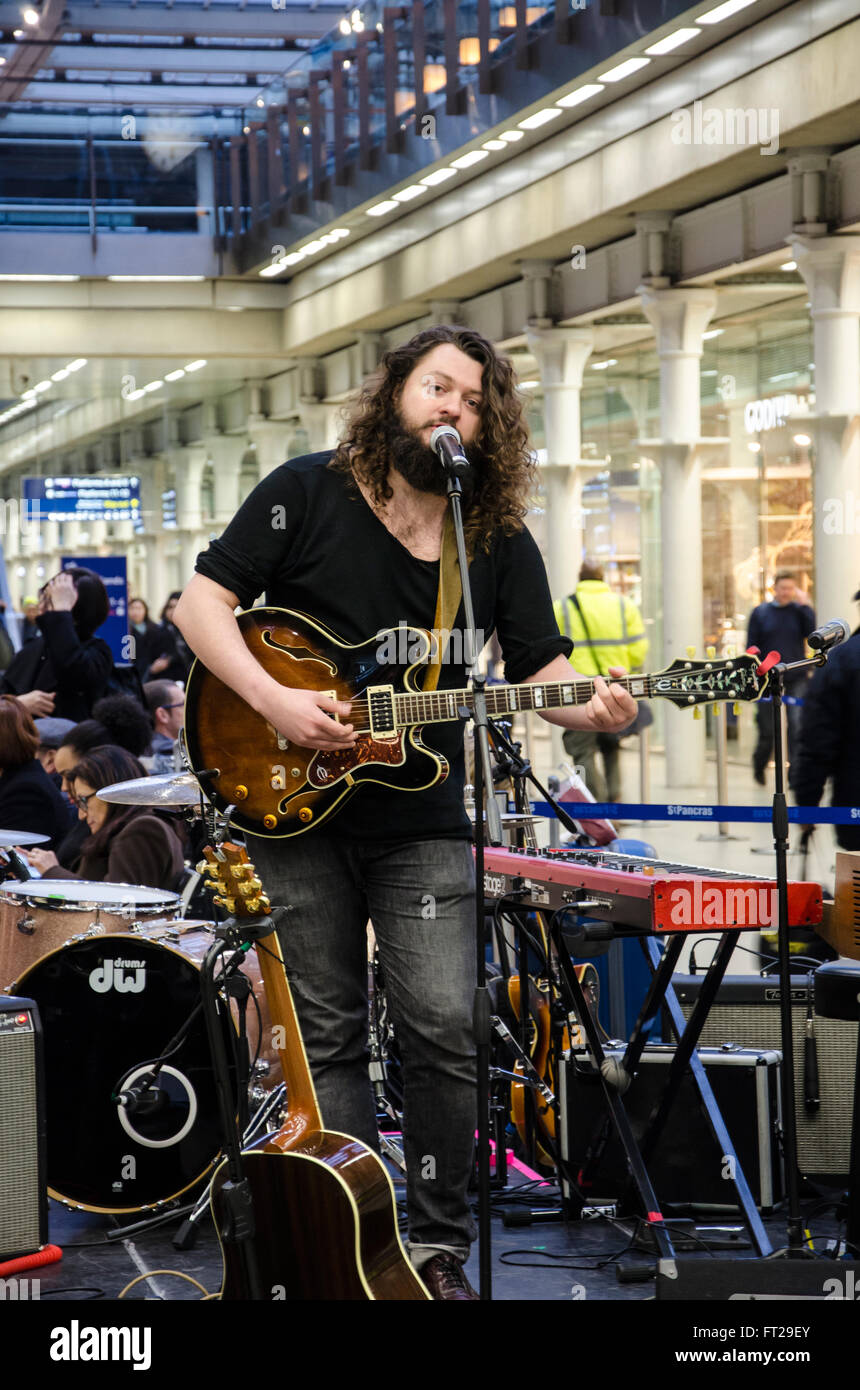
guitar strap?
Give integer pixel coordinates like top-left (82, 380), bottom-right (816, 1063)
top-left (423, 511), bottom-right (473, 693)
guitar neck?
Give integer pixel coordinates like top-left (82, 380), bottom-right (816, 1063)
top-left (396, 673), bottom-right (649, 727)
top-left (252, 929), bottom-right (323, 1144)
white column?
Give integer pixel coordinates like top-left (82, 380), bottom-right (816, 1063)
top-left (525, 326), bottom-right (594, 599)
top-left (791, 234), bottom-right (860, 625)
top-left (207, 436), bottom-right (243, 525)
top-left (639, 286), bottom-right (717, 788)
top-left (247, 418), bottom-right (290, 481)
top-left (171, 444), bottom-right (208, 588)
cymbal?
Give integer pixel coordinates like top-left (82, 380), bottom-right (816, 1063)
top-left (0, 830), bottom-right (50, 847)
top-left (97, 772), bottom-right (204, 808)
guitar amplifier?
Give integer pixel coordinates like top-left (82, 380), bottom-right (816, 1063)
top-left (560, 1043), bottom-right (783, 1211)
top-left (673, 973), bottom-right (857, 1183)
top-left (0, 997), bottom-right (47, 1260)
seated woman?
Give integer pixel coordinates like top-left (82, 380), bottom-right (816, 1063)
top-left (0, 568), bottom-right (113, 722)
top-left (0, 695), bottom-right (75, 849)
top-left (24, 745), bottom-right (185, 894)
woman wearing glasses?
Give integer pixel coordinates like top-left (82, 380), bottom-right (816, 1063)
top-left (24, 744), bottom-right (185, 894)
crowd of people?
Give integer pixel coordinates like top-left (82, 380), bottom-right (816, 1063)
top-left (0, 569), bottom-right (192, 895)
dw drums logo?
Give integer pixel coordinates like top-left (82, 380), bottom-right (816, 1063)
top-left (88, 959), bottom-right (147, 994)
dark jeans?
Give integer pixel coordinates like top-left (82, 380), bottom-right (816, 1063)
top-left (563, 728), bottom-right (621, 802)
top-left (248, 834), bottom-right (478, 1266)
top-left (753, 696), bottom-right (803, 777)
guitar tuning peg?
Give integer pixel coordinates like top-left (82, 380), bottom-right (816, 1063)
top-left (706, 646), bottom-right (716, 659)
top-left (726, 645), bottom-right (736, 659)
top-left (686, 645), bottom-right (696, 658)
top-left (693, 706), bottom-right (703, 720)
top-left (732, 703), bottom-right (740, 717)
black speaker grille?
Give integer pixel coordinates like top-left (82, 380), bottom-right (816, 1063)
top-left (0, 1028), bottom-right (41, 1257)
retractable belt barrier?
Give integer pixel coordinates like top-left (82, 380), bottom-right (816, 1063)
top-left (530, 801), bottom-right (860, 825)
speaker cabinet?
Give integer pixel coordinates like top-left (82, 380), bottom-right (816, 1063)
top-left (674, 973), bottom-right (857, 1183)
top-left (0, 996), bottom-right (47, 1260)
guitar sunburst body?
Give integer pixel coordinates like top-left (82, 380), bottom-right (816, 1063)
top-left (184, 609), bottom-right (447, 839)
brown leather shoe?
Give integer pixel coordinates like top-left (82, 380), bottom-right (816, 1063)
top-left (420, 1254), bottom-right (479, 1301)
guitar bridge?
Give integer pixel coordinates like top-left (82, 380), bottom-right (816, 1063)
top-left (367, 685), bottom-right (396, 739)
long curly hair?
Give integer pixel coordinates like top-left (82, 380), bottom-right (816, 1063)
top-left (329, 325), bottom-right (536, 552)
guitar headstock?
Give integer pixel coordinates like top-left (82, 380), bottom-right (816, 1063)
top-left (198, 841), bottom-right (271, 918)
top-left (652, 651), bottom-right (769, 708)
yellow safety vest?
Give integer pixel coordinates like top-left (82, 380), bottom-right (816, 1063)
top-left (553, 581), bottom-right (648, 676)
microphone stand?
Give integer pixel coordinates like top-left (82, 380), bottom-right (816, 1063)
top-left (766, 649), bottom-right (826, 1256)
top-left (442, 462), bottom-right (501, 1302)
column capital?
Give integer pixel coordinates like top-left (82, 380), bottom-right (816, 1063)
top-left (790, 234), bottom-right (860, 317)
top-left (428, 299), bottom-right (462, 325)
top-left (525, 324), bottom-right (595, 389)
top-left (638, 286), bottom-right (717, 357)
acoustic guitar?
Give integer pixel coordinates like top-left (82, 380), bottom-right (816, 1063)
top-left (204, 842), bottom-right (430, 1300)
top-left (183, 607), bottom-right (770, 839)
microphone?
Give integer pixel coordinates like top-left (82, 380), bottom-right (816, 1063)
top-left (807, 618), bottom-right (851, 652)
top-left (430, 424), bottom-right (471, 481)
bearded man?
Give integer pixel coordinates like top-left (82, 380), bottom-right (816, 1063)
top-left (174, 325), bottom-right (636, 1299)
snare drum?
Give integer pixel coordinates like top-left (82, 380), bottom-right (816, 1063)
top-left (0, 880), bottom-right (180, 992)
top-left (15, 927), bottom-right (275, 1213)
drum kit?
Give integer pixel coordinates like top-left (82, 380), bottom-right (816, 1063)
top-left (0, 770), bottom-right (284, 1224)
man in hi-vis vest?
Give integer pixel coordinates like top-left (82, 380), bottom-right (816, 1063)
top-left (553, 561), bottom-right (648, 802)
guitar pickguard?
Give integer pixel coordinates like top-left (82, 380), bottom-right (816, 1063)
top-left (307, 735), bottom-right (406, 787)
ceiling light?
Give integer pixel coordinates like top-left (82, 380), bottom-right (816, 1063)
top-left (258, 262), bottom-right (285, 278)
top-left (185, 360), bottom-right (207, 372)
top-left (748, 441), bottom-right (761, 452)
top-left (142, 380), bottom-right (163, 393)
top-left (13, 28), bottom-right (24, 38)
top-left (451, 150), bottom-right (488, 169)
top-left (0, 273), bottom-right (80, 281)
top-left (125, 389), bottom-right (145, 402)
top-left (165, 369), bottom-right (186, 381)
top-left (518, 380), bottom-right (540, 390)
top-left (66, 358), bottom-right (87, 371)
top-left (51, 368), bottom-right (70, 381)
top-left (420, 167), bottom-right (458, 186)
top-left (223, 305), bottom-right (244, 312)
top-left (393, 185), bottom-right (427, 202)
top-left (33, 379), bottom-right (52, 393)
top-left (702, 328), bottom-right (724, 339)
top-left (793, 434), bottom-right (811, 447)
top-left (367, 200), bottom-right (400, 216)
top-left (645, 27), bottom-right (701, 55)
top-left (338, 17), bottom-right (351, 34)
top-left (22, 389), bottom-right (36, 399)
top-left (283, 252), bottom-right (304, 266)
top-left (108, 275), bottom-right (205, 282)
top-left (599, 57), bottom-right (651, 82)
top-left (590, 359), bottom-right (618, 370)
top-left (517, 107), bottom-right (563, 130)
top-left (255, 97), bottom-right (264, 108)
top-left (698, 0), bottom-right (757, 22)
top-left (557, 83), bottom-right (604, 108)
top-left (498, 129), bottom-right (524, 142)
top-left (483, 139), bottom-right (507, 151)
top-left (781, 260), bottom-right (797, 271)
top-left (23, 7), bottom-right (39, 23)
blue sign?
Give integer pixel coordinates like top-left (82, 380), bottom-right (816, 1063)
top-left (61, 554), bottom-right (128, 666)
top-left (24, 475), bottom-right (141, 524)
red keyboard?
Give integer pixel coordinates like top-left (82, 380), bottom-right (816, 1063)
top-left (480, 846), bottom-right (822, 934)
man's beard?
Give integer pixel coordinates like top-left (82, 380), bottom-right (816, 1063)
top-left (383, 412), bottom-right (479, 497)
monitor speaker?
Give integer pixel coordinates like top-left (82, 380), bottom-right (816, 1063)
top-left (0, 996), bottom-right (47, 1260)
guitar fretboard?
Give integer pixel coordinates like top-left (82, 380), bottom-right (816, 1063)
top-left (395, 674), bottom-right (652, 727)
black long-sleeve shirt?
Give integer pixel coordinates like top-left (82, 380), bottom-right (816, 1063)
top-left (194, 452), bottom-right (571, 841)
top-left (0, 611), bottom-right (113, 721)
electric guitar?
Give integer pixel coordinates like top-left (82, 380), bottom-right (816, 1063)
top-left (205, 841), bottom-right (430, 1300)
top-left (184, 608), bottom-right (770, 839)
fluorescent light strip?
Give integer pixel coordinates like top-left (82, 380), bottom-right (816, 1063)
top-left (451, 150), bottom-right (489, 169)
top-left (420, 167), bottom-right (458, 185)
top-left (518, 107), bottom-right (563, 130)
top-left (185, 360), bottom-right (206, 372)
top-left (367, 199), bottom-right (399, 216)
top-left (393, 185), bottom-right (427, 202)
top-left (599, 57), bottom-right (651, 82)
top-left (165, 369), bottom-right (185, 382)
top-left (698, 0), bottom-right (757, 22)
top-left (702, 328), bottom-right (724, 339)
top-left (645, 27), bottom-right (701, 55)
top-left (483, 139), bottom-right (507, 150)
top-left (499, 129), bottom-right (524, 142)
top-left (557, 83), bottom-right (604, 108)
top-left (107, 275), bottom-right (206, 283)
top-left (0, 274), bottom-right (80, 281)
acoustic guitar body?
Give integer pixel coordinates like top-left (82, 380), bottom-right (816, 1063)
top-left (211, 1130), bottom-right (430, 1301)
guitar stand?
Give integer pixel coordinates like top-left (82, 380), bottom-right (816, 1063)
top-left (198, 905), bottom-right (287, 1300)
top-left (551, 915), bottom-right (775, 1269)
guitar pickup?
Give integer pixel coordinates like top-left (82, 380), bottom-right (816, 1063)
top-left (367, 684), bottom-right (396, 739)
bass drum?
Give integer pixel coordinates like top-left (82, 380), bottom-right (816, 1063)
top-left (16, 928), bottom-right (273, 1214)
